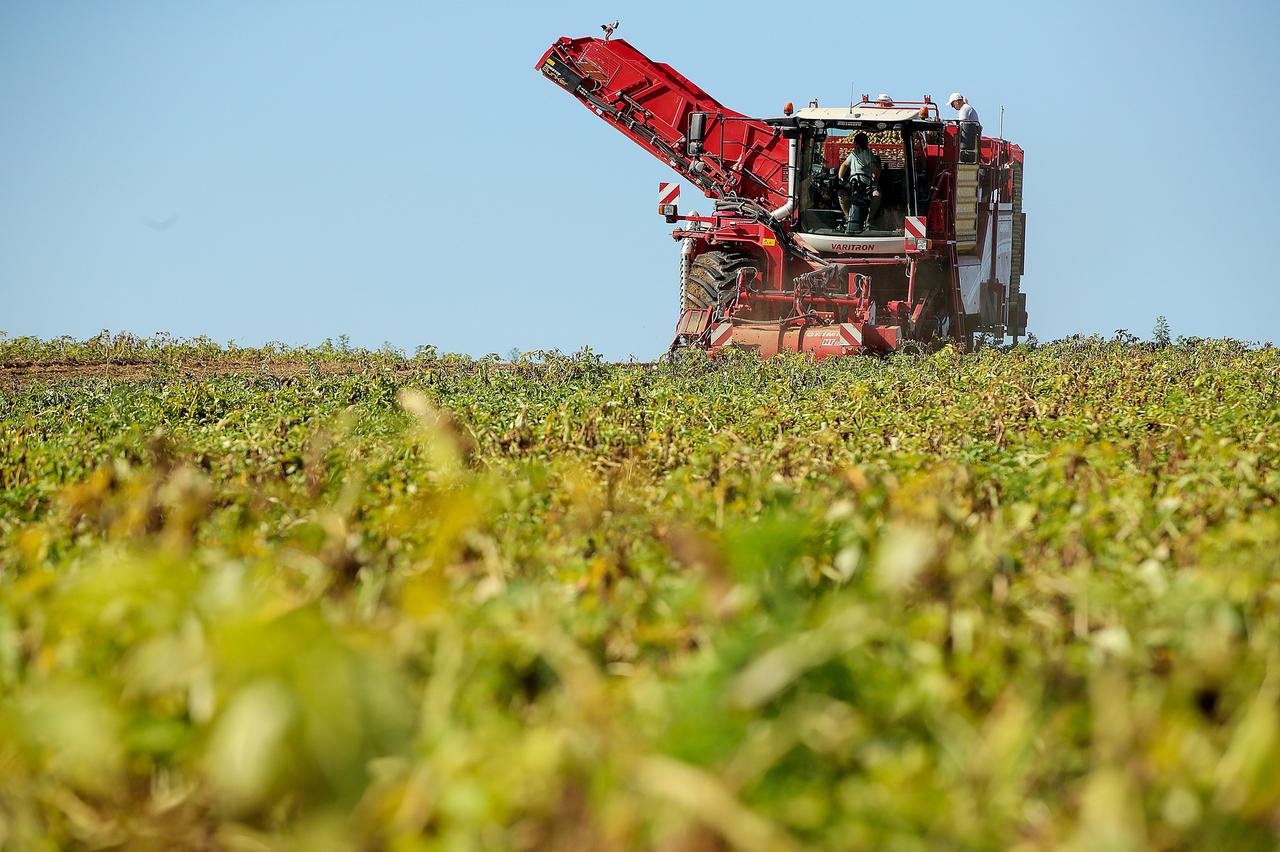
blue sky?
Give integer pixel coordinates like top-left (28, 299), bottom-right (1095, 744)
top-left (2, 1), bottom-right (1277, 358)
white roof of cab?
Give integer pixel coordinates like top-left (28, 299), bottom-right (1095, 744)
top-left (793, 106), bottom-right (934, 123)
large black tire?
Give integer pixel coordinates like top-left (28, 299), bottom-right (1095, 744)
top-left (681, 250), bottom-right (759, 313)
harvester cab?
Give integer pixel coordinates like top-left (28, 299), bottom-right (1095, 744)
top-left (536, 34), bottom-right (1027, 357)
top-left (783, 104), bottom-right (934, 246)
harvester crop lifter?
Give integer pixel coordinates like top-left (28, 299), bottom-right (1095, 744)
top-left (536, 32), bottom-right (1027, 357)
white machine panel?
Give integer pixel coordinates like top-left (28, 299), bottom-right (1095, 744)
top-left (961, 208), bottom-right (1015, 314)
top-left (794, 233), bottom-right (905, 255)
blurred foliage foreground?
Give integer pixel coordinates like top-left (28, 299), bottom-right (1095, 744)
top-left (0, 339), bottom-right (1278, 851)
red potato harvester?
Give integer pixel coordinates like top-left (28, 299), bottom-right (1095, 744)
top-left (537, 29), bottom-right (1027, 357)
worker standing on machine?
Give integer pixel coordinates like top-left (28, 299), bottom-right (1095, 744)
top-left (838, 132), bottom-right (881, 234)
top-left (949, 92), bottom-right (981, 163)
top-left (948, 92), bottom-right (980, 127)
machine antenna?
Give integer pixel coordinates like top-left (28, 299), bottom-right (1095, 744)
top-left (849, 82), bottom-right (855, 112)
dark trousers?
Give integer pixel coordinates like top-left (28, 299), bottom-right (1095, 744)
top-left (959, 122), bottom-right (982, 164)
top-left (843, 187), bottom-right (881, 234)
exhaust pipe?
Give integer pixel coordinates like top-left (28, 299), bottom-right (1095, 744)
top-left (769, 138), bottom-right (798, 222)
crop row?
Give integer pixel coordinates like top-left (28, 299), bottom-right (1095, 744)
top-left (0, 340), bottom-right (1277, 849)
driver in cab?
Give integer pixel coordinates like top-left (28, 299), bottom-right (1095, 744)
top-left (838, 132), bottom-right (881, 235)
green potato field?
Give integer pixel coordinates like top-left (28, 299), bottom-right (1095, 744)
top-left (1, 334), bottom-right (1278, 850)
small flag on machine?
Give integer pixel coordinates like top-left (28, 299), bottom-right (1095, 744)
top-left (658, 182), bottom-right (680, 217)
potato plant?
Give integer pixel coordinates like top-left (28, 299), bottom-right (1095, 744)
top-left (0, 337), bottom-right (1277, 850)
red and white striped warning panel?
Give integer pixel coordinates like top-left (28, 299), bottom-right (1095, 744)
top-left (658, 182), bottom-right (680, 206)
top-left (904, 216), bottom-right (927, 239)
top-left (709, 323), bottom-right (733, 348)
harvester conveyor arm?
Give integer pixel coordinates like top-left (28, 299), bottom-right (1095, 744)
top-left (535, 36), bottom-right (792, 210)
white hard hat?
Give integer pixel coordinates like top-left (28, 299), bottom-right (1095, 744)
top-left (948, 92), bottom-right (965, 104)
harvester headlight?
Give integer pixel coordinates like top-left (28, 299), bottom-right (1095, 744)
top-left (660, 204), bottom-right (678, 217)
top-left (916, 238), bottom-right (928, 250)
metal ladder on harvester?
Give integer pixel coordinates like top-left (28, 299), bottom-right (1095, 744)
top-left (954, 163), bottom-right (981, 253)
top-left (943, 161), bottom-right (982, 347)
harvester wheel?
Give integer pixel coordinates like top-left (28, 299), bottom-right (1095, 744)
top-left (682, 250), bottom-right (758, 313)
